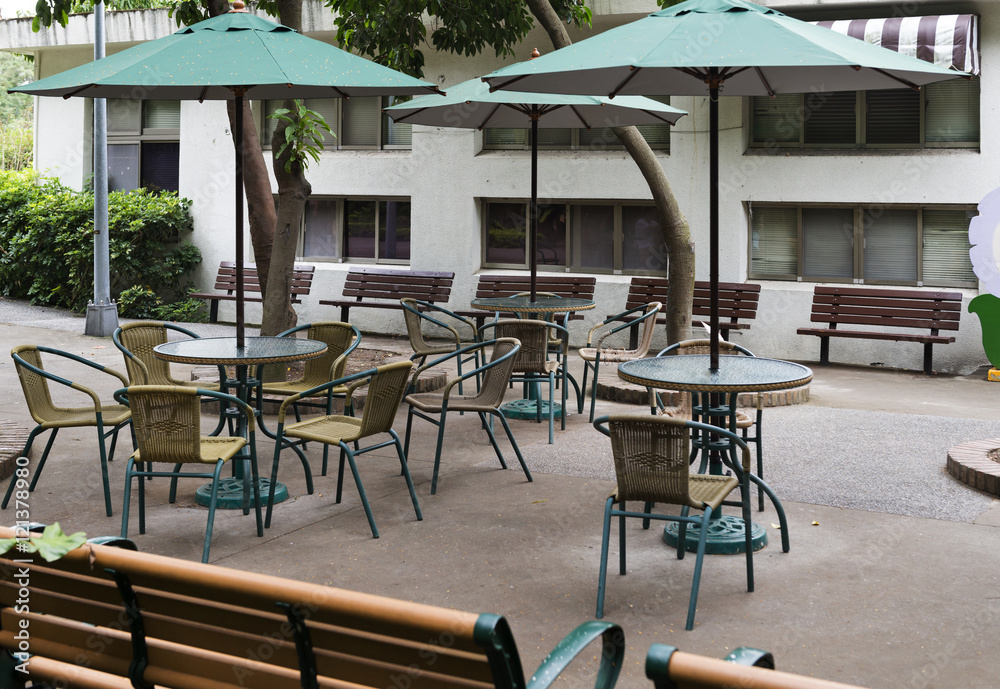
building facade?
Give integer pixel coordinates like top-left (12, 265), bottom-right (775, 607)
top-left (1, 0), bottom-right (994, 374)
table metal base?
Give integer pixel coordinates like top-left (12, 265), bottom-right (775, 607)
top-left (662, 515), bottom-right (768, 555)
top-left (195, 477), bottom-right (288, 510)
top-left (501, 398), bottom-right (563, 420)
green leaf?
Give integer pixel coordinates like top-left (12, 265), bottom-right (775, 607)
top-left (33, 523), bottom-right (87, 561)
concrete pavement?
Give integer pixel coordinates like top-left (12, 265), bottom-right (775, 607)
top-left (0, 299), bottom-right (997, 688)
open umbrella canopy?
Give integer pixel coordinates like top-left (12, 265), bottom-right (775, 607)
top-left (10, 11), bottom-right (440, 101)
top-left (384, 77), bottom-right (686, 129)
top-left (483, 0), bottom-right (964, 97)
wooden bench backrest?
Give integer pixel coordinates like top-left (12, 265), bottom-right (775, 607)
top-left (809, 286), bottom-right (962, 332)
top-left (626, 278), bottom-right (760, 321)
top-left (215, 261), bottom-right (315, 297)
top-left (649, 646), bottom-right (867, 689)
top-left (475, 274), bottom-right (596, 300)
top-left (0, 542), bottom-right (498, 689)
top-left (343, 267), bottom-right (455, 304)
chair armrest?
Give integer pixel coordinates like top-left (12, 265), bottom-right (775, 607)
top-left (435, 339), bottom-right (517, 400)
top-left (276, 367), bottom-right (378, 422)
top-left (17, 347), bottom-right (128, 412)
top-left (594, 306), bottom-right (661, 349)
top-left (415, 300), bottom-right (478, 338)
top-left (526, 620), bottom-right (625, 689)
top-left (198, 388), bottom-right (257, 432)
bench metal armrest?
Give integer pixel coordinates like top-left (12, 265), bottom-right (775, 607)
top-left (526, 620), bottom-right (625, 689)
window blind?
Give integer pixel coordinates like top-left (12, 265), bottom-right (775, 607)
top-left (802, 208), bottom-right (854, 279)
top-left (752, 94), bottom-right (801, 143)
top-left (925, 78), bottom-right (980, 143)
top-left (864, 209), bottom-right (918, 281)
top-left (922, 210), bottom-right (976, 284)
top-left (750, 206), bottom-right (798, 278)
top-left (108, 99), bottom-right (141, 135)
top-left (143, 101), bottom-right (180, 131)
top-left (342, 97), bottom-right (380, 146)
top-left (866, 90), bottom-right (920, 144)
top-left (804, 92), bottom-right (856, 145)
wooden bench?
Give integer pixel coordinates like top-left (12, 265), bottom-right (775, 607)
top-left (319, 267), bottom-right (455, 322)
top-left (609, 278), bottom-right (761, 348)
top-left (0, 529), bottom-right (624, 689)
top-left (191, 261), bottom-right (316, 323)
top-left (796, 286), bottom-right (962, 375)
top-left (646, 644), bottom-right (869, 689)
top-left (455, 274), bottom-right (598, 330)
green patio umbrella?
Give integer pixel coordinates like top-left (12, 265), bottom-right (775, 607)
top-left (483, 0), bottom-right (967, 368)
top-left (11, 2), bottom-right (440, 346)
top-left (385, 77), bottom-right (687, 299)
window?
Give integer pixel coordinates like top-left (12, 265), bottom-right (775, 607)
top-left (261, 97), bottom-right (411, 150)
top-left (294, 197), bottom-right (410, 264)
top-left (749, 204), bottom-right (977, 288)
top-left (483, 200), bottom-right (666, 274)
top-left (750, 78), bottom-right (980, 149)
top-left (484, 97), bottom-right (672, 152)
top-left (107, 100), bottom-right (180, 192)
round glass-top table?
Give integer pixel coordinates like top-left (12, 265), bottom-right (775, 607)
top-left (154, 336), bottom-right (328, 509)
top-left (618, 354), bottom-right (812, 554)
top-left (471, 296), bottom-right (595, 421)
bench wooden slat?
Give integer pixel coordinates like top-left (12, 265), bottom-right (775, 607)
top-left (192, 261), bottom-right (316, 323)
top-left (797, 285), bottom-right (962, 374)
top-left (320, 268), bottom-right (456, 321)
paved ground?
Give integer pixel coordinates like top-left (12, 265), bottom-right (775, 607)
top-left (0, 297), bottom-right (998, 688)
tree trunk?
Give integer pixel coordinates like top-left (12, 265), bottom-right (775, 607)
top-left (526, 0), bottom-right (695, 344)
top-left (262, 0), bottom-right (309, 336)
top-left (208, 0), bottom-right (277, 303)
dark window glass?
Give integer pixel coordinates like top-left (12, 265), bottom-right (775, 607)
top-left (623, 205), bottom-right (666, 272)
top-left (379, 201), bottom-right (411, 261)
top-left (108, 144), bottom-right (139, 192)
top-left (303, 198), bottom-right (339, 259)
top-left (140, 142), bottom-right (179, 192)
top-left (866, 90), bottom-right (920, 145)
top-left (572, 205), bottom-right (614, 270)
top-left (485, 202), bottom-right (526, 265)
top-left (344, 199), bottom-right (377, 259)
top-left (535, 204), bottom-right (566, 267)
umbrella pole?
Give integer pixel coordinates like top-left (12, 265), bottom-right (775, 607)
top-left (709, 71), bottom-right (720, 371)
top-left (235, 89), bottom-right (246, 348)
top-left (530, 110), bottom-right (539, 302)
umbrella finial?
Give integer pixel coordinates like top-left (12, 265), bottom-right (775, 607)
top-left (230, 0), bottom-right (248, 12)
top-left (530, 48), bottom-right (541, 59)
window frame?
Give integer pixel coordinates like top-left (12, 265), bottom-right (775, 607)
top-left (259, 97), bottom-right (412, 152)
top-left (481, 198), bottom-right (667, 276)
top-left (107, 99), bottom-right (181, 193)
top-left (747, 202), bottom-right (978, 288)
top-left (287, 195), bottom-right (412, 266)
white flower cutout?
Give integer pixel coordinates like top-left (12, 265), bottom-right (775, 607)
top-left (969, 186), bottom-right (1000, 296)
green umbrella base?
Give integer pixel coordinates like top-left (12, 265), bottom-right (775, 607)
top-left (195, 477), bottom-right (288, 510)
top-left (500, 398), bottom-right (563, 420)
top-left (662, 514), bottom-right (768, 555)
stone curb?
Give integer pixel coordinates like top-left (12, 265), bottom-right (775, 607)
top-left (947, 438), bottom-right (1000, 496)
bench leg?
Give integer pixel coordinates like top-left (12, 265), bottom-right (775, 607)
top-left (819, 336), bottom-right (830, 365)
top-left (924, 343), bottom-right (934, 375)
top-left (629, 324), bottom-right (639, 350)
top-left (209, 300), bottom-right (219, 324)
top-left (341, 306), bottom-right (350, 322)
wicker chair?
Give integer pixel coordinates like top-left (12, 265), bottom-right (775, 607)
top-left (117, 385), bottom-right (262, 563)
top-left (113, 321), bottom-right (228, 436)
top-left (266, 361), bottom-right (421, 537)
top-left (403, 338), bottom-right (530, 494)
top-left (654, 339), bottom-right (767, 510)
top-left (255, 322), bottom-right (362, 476)
top-left (479, 319), bottom-right (571, 444)
top-left (3, 345), bottom-right (132, 518)
top-left (593, 414), bottom-right (754, 630)
top-left (579, 302), bottom-right (662, 422)
top-left (400, 299), bottom-right (480, 390)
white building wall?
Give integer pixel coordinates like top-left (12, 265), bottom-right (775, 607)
top-left (2, 0), bottom-right (995, 373)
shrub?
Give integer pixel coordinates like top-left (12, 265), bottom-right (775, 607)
top-left (0, 126), bottom-right (32, 171)
top-left (0, 169), bottom-right (202, 312)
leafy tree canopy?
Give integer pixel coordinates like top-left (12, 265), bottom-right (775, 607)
top-left (0, 52), bottom-right (33, 124)
top-left (31, 0), bottom-right (172, 31)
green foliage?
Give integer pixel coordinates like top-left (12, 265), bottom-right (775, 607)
top-left (31, 0), bottom-right (172, 31)
top-left (0, 523), bottom-right (87, 562)
top-left (0, 169), bottom-right (202, 313)
top-left (0, 127), bottom-right (32, 172)
top-left (0, 52), bottom-right (33, 125)
top-left (268, 100), bottom-right (334, 172)
top-left (154, 294), bottom-right (208, 323)
top-left (323, 0), bottom-right (592, 78)
top-left (117, 285), bottom-right (208, 322)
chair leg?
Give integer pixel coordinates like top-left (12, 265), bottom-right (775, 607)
top-left (403, 406), bottom-right (416, 461)
top-left (589, 358), bottom-right (601, 423)
top-left (390, 430), bottom-right (422, 522)
top-left (641, 501), bottom-right (653, 530)
top-left (430, 405), bottom-right (449, 495)
top-left (561, 363), bottom-right (568, 431)
top-left (202, 461), bottom-right (225, 563)
top-left (2, 426), bottom-right (45, 509)
top-left (120, 457), bottom-right (135, 539)
top-left (495, 412), bottom-right (531, 482)
top-left (336, 447), bottom-right (347, 504)
top-left (96, 417), bottom-right (113, 517)
top-left (137, 459), bottom-right (146, 534)
top-left (618, 500), bottom-right (627, 575)
top-left (547, 371), bottom-right (555, 444)
top-left (478, 412), bottom-right (508, 470)
top-left (581, 359), bottom-right (591, 416)
top-left (339, 442), bottom-right (379, 538)
top-left (596, 496), bottom-right (615, 619)
top-left (685, 507), bottom-right (713, 631)
top-left (741, 482), bottom-right (755, 592)
top-left (27, 428), bottom-right (58, 492)
top-left (264, 426), bottom-right (291, 529)
top-left (247, 449), bottom-right (263, 537)
top-left (746, 473), bottom-right (789, 552)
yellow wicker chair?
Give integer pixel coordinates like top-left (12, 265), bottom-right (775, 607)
top-left (266, 361), bottom-right (421, 536)
top-left (403, 338), bottom-right (530, 494)
top-left (579, 301), bottom-right (662, 422)
top-left (3, 345), bottom-right (132, 517)
top-left (593, 414), bottom-right (754, 630)
top-left (113, 321), bottom-right (228, 436)
top-left (118, 385), bottom-right (262, 563)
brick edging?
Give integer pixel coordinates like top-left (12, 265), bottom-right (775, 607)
top-left (0, 421), bottom-right (31, 482)
top-left (947, 439), bottom-right (1000, 497)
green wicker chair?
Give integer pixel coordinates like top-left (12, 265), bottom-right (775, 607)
top-left (579, 301), bottom-right (662, 422)
top-left (401, 298), bottom-right (480, 372)
top-left (113, 321), bottom-right (228, 436)
top-left (117, 385), bottom-right (263, 563)
top-left (266, 361), bottom-right (421, 537)
top-left (3, 345), bottom-right (132, 517)
top-left (593, 414), bottom-right (754, 630)
top-left (255, 322), bottom-right (362, 476)
top-left (478, 319), bottom-right (571, 444)
top-left (403, 338), bottom-right (531, 494)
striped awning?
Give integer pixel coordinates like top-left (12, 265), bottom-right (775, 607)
top-left (813, 15), bottom-right (979, 75)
